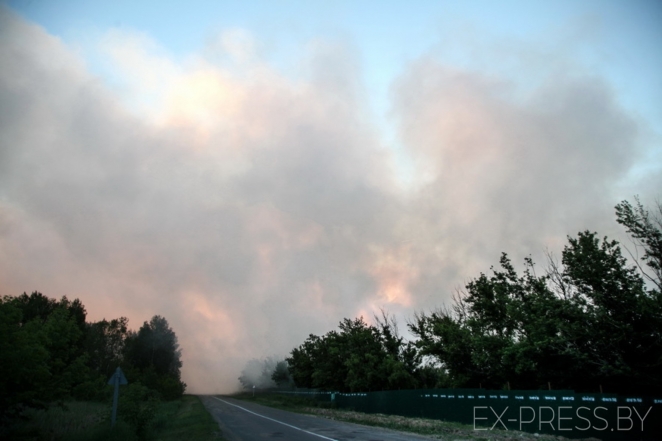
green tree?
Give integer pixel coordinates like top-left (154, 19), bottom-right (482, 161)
top-left (13, 292), bottom-right (87, 334)
top-left (410, 228), bottom-right (662, 394)
top-left (287, 315), bottom-right (421, 392)
top-left (85, 317), bottom-right (130, 378)
top-left (409, 307), bottom-right (477, 387)
top-left (374, 311), bottom-right (419, 390)
top-left (615, 197), bottom-right (662, 289)
top-left (125, 316), bottom-right (182, 376)
top-left (287, 334), bottom-right (322, 389)
top-left (271, 360), bottom-right (294, 388)
top-left (118, 382), bottom-right (159, 440)
top-left (340, 317), bottom-right (389, 392)
top-left (0, 298), bottom-right (50, 424)
top-left (614, 197), bottom-right (662, 390)
top-left (560, 231), bottom-right (662, 393)
top-left (40, 306), bottom-right (90, 400)
top-left (1, 293), bottom-right (92, 405)
top-left (123, 315), bottom-right (186, 399)
top-left (12, 291), bottom-right (57, 322)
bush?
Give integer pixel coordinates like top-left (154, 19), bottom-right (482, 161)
top-left (117, 382), bottom-right (159, 440)
top-left (72, 374), bottom-right (111, 402)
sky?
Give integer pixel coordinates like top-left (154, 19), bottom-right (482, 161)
top-left (1, 0), bottom-right (661, 393)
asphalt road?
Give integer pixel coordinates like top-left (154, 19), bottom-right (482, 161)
top-left (199, 395), bottom-right (439, 441)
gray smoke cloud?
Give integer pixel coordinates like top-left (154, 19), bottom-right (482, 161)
top-left (389, 59), bottom-right (650, 304)
top-left (1, 8), bottom-right (659, 393)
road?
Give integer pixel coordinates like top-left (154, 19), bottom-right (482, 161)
top-left (199, 395), bottom-right (439, 441)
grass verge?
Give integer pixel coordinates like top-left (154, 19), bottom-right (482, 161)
top-left (4, 395), bottom-right (223, 441)
top-left (151, 395), bottom-right (222, 441)
top-left (231, 392), bottom-right (579, 441)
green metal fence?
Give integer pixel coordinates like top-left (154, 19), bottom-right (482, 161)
top-left (278, 388), bottom-right (662, 440)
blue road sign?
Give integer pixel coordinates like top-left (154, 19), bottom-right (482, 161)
top-left (108, 367), bottom-right (128, 427)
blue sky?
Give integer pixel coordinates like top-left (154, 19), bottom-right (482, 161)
top-left (9, 0), bottom-right (662, 126)
top-left (2, 1), bottom-right (661, 392)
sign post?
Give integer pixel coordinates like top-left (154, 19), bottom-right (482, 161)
top-left (107, 367), bottom-right (128, 428)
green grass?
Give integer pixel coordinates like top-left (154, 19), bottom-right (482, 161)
top-left (4, 396), bottom-right (223, 441)
top-left (151, 395), bottom-right (222, 441)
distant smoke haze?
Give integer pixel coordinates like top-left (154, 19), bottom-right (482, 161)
top-left (238, 357), bottom-right (284, 390)
top-left (1, 7), bottom-right (660, 393)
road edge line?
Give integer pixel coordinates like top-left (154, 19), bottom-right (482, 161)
top-left (212, 396), bottom-right (338, 441)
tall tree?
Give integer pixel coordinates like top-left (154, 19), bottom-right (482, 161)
top-left (410, 227), bottom-right (662, 394)
top-left (0, 298), bottom-right (50, 423)
top-left (287, 315), bottom-right (421, 392)
top-left (0, 292), bottom-right (95, 423)
top-left (125, 316), bottom-right (182, 376)
top-left (561, 231), bottom-right (662, 392)
top-left (271, 360), bottom-right (294, 388)
top-left (287, 334), bottom-right (322, 389)
top-left (40, 306), bottom-right (90, 400)
top-left (13, 292), bottom-right (87, 333)
top-left (123, 315), bottom-right (186, 399)
top-left (340, 317), bottom-right (389, 392)
top-left (85, 317), bottom-right (130, 377)
top-left (615, 197), bottom-right (662, 289)
top-left (374, 310), bottom-right (419, 390)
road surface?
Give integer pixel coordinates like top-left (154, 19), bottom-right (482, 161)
top-left (199, 395), bottom-right (439, 441)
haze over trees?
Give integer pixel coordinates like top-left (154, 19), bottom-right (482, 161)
top-left (238, 357), bottom-right (293, 390)
top-left (0, 293), bottom-right (185, 426)
top-left (283, 198), bottom-right (662, 395)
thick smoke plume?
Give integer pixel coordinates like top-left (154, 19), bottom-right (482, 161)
top-left (0, 8), bottom-right (659, 392)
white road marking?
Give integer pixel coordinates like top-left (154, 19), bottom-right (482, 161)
top-left (213, 396), bottom-right (338, 441)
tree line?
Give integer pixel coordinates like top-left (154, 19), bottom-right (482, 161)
top-left (280, 198), bottom-right (662, 395)
top-left (0, 293), bottom-right (185, 425)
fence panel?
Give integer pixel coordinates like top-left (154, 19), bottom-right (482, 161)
top-left (279, 388), bottom-right (661, 440)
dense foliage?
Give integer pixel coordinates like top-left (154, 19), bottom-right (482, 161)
top-left (283, 198), bottom-right (662, 395)
top-left (0, 293), bottom-right (186, 426)
top-left (286, 313), bottom-right (440, 392)
top-left (123, 316), bottom-right (186, 400)
top-left (411, 199), bottom-right (662, 394)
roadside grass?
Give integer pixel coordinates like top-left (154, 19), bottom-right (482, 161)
top-left (4, 396), bottom-right (223, 441)
top-left (151, 395), bottom-right (222, 441)
top-left (231, 392), bottom-right (567, 441)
